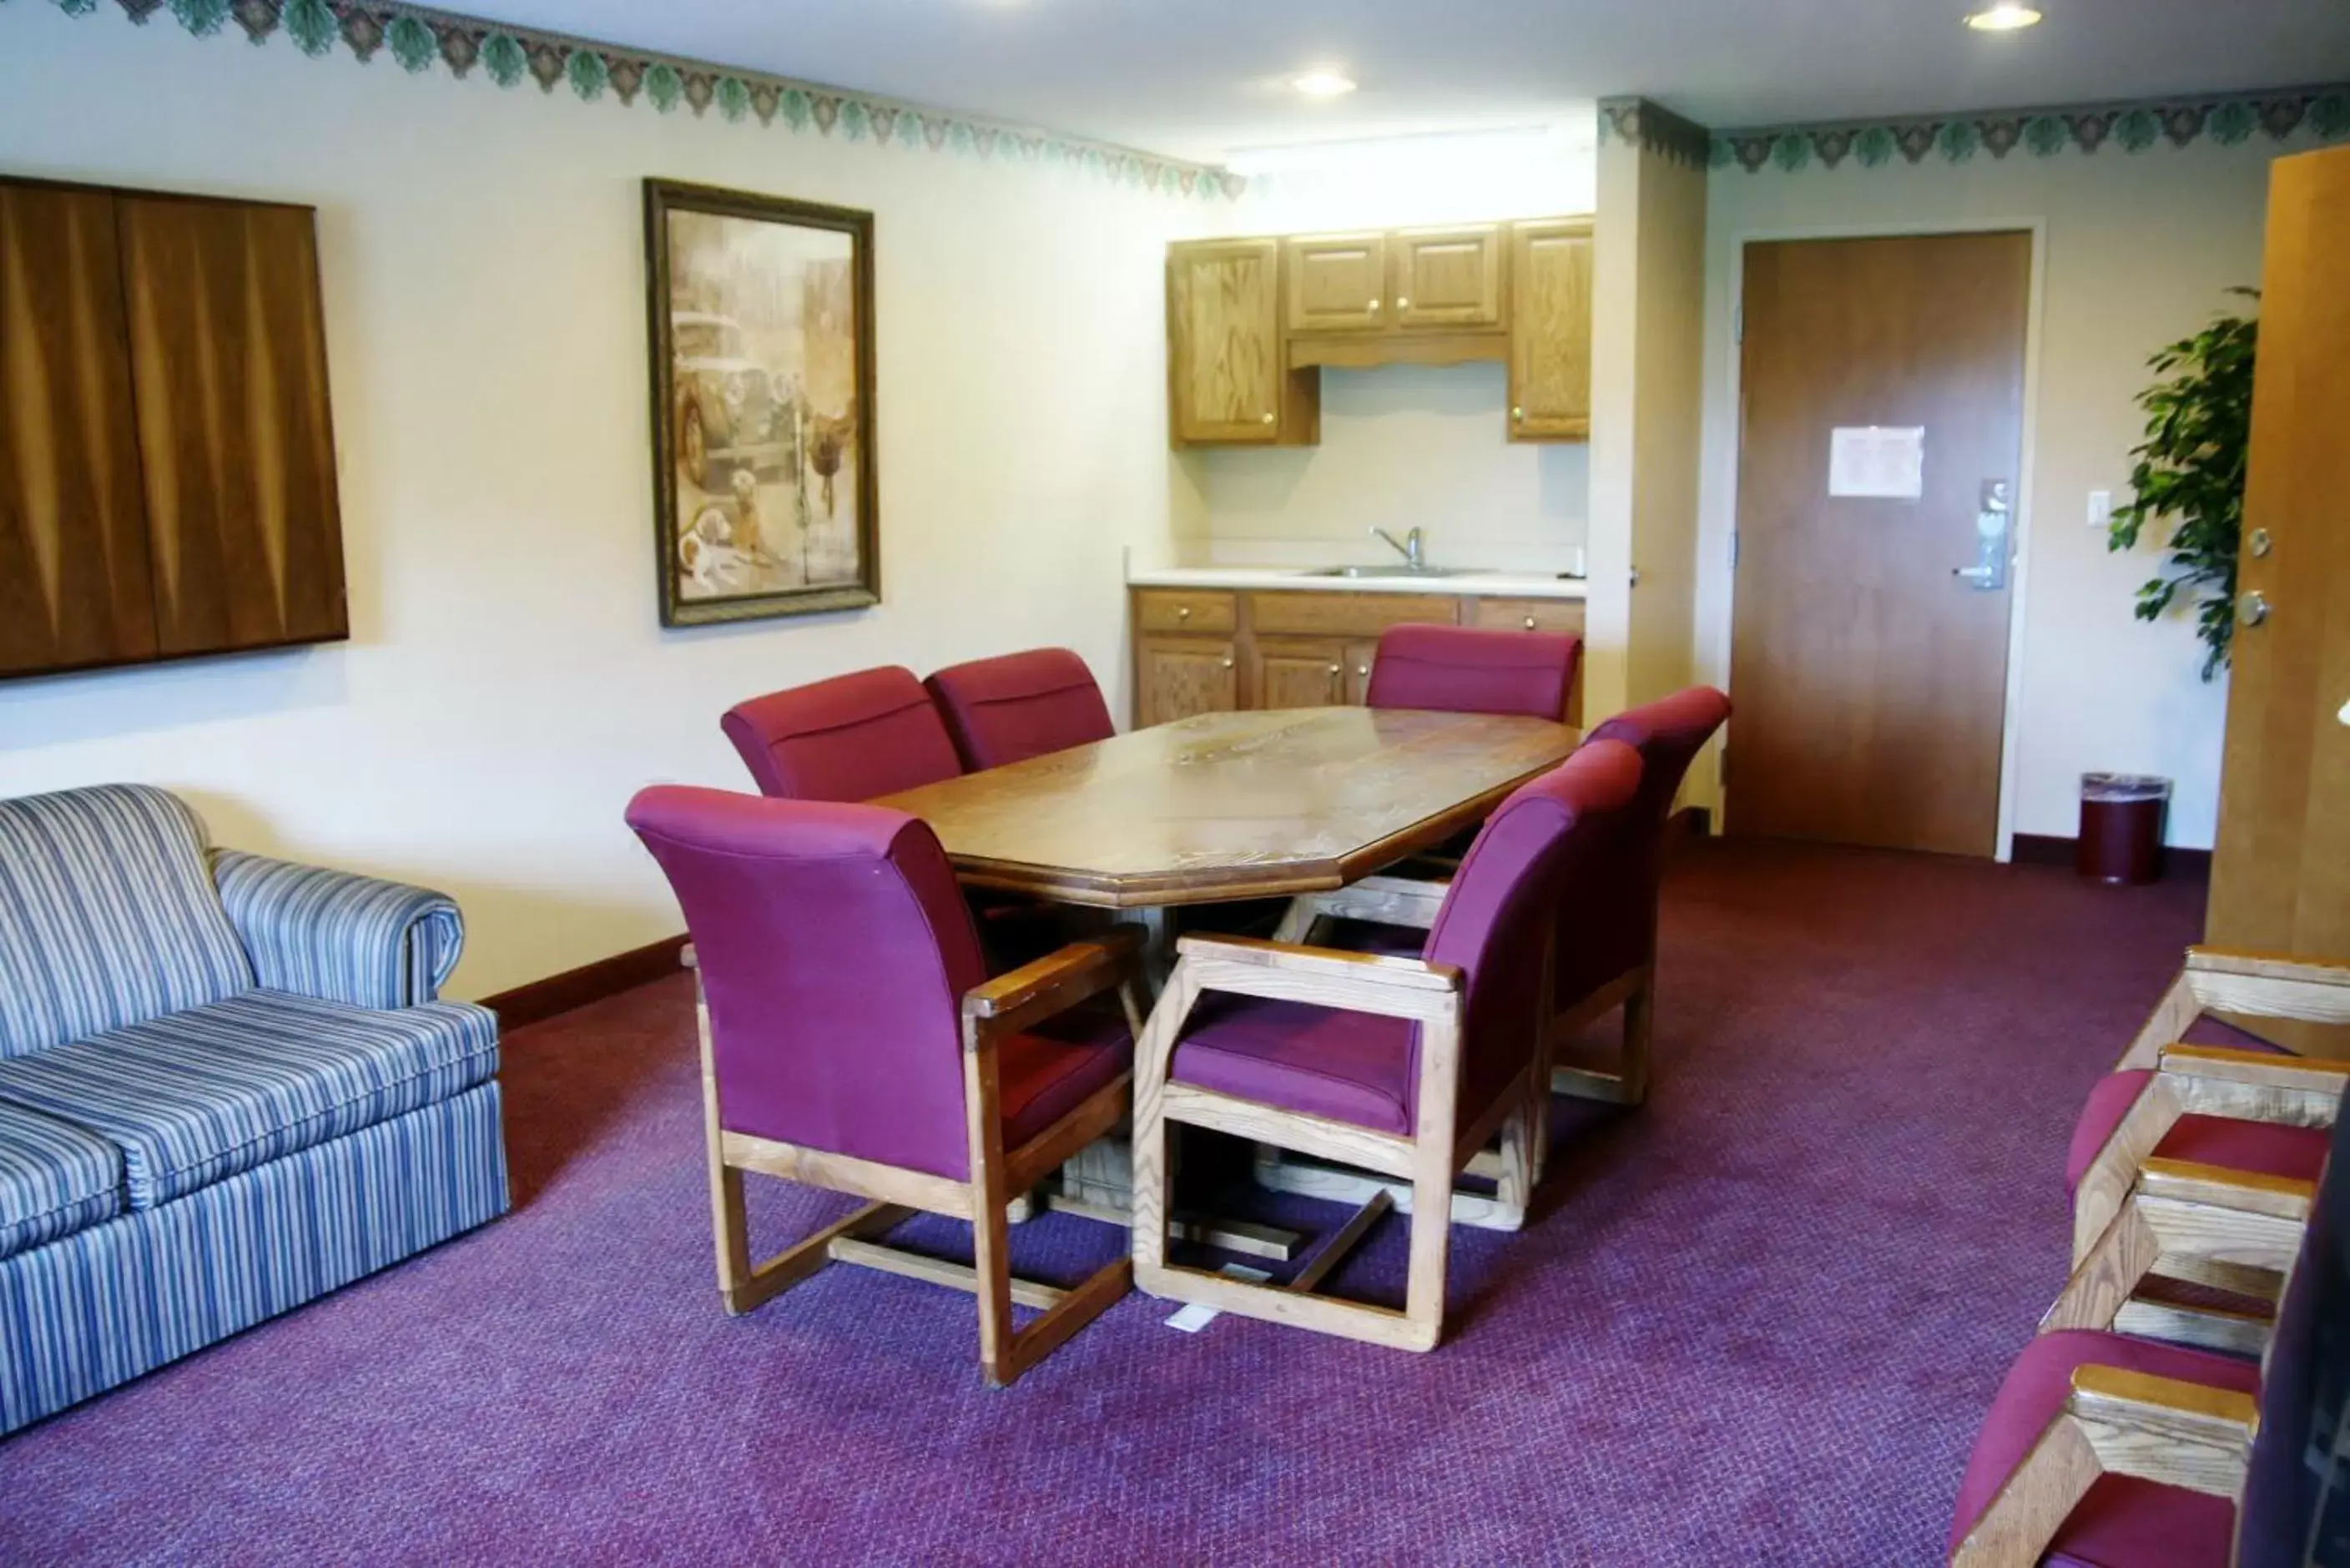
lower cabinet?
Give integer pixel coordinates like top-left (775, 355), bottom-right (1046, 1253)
top-left (1135, 634), bottom-right (1238, 728)
top-left (1132, 587), bottom-right (1586, 728)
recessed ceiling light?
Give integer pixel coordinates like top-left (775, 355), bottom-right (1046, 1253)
top-left (1290, 67), bottom-right (1357, 98)
top-left (1965, 3), bottom-right (2043, 30)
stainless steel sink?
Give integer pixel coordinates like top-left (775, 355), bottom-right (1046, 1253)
top-left (1299, 565), bottom-right (1488, 580)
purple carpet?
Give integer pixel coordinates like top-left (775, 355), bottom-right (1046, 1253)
top-left (0, 839), bottom-right (2206, 1565)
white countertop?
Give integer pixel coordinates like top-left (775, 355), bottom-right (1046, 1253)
top-left (1127, 566), bottom-right (1589, 601)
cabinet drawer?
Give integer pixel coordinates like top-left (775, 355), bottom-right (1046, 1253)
top-left (1134, 589), bottom-right (1238, 634)
top-left (1247, 591), bottom-right (1459, 639)
top-left (1469, 597), bottom-right (1586, 637)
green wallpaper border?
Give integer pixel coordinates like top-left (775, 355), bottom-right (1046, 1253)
top-left (1710, 85), bottom-right (2350, 173)
top-left (15, 0), bottom-right (1243, 199)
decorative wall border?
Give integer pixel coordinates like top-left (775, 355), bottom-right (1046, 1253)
top-left (1596, 97), bottom-right (1712, 171)
top-left (15, 0), bottom-right (1243, 199)
top-left (1710, 84), bottom-right (2350, 173)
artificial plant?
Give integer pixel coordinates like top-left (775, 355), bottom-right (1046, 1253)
top-left (2105, 288), bottom-right (2259, 681)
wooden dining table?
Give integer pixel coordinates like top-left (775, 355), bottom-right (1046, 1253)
top-left (876, 703), bottom-right (1579, 972)
top-left (875, 705), bottom-right (1578, 1251)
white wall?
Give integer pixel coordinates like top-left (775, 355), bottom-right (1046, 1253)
top-left (1695, 139), bottom-right (2288, 847)
top-left (0, 4), bottom-right (1198, 996)
top-left (1176, 125), bottom-right (1597, 576)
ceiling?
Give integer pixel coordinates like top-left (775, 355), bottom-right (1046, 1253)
top-left (471, 0), bottom-right (2350, 163)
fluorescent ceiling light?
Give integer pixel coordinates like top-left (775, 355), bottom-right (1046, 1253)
top-left (1965, 3), bottom-right (2044, 30)
top-left (1290, 67), bottom-right (1358, 98)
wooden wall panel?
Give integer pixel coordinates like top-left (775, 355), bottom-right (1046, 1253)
top-left (0, 183), bottom-right (157, 675)
top-left (117, 195), bottom-right (345, 656)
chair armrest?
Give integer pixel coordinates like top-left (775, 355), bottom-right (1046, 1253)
top-left (213, 850), bottom-right (466, 1009)
top-left (2065, 1366), bottom-right (2257, 1498)
top-left (2136, 1155), bottom-right (2316, 1223)
top-left (1173, 932), bottom-right (1462, 1022)
top-left (2184, 945), bottom-right (2350, 1025)
top-left (2157, 1043), bottom-right (2346, 1127)
top-left (961, 925), bottom-right (1144, 1044)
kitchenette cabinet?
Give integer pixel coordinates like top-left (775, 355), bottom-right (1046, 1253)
top-left (1130, 585), bottom-right (1586, 729)
top-left (1167, 214), bottom-right (1586, 449)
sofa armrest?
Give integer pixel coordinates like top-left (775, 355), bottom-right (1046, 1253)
top-left (213, 850), bottom-right (466, 1009)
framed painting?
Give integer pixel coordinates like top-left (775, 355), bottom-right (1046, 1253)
top-left (644, 179), bottom-right (879, 625)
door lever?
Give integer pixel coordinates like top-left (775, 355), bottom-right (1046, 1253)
top-left (1955, 479), bottom-right (2013, 592)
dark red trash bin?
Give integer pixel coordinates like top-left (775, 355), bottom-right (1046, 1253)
top-left (2076, 773), bottom-right (2170, 886)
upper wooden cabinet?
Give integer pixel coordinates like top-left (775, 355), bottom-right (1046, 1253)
top-left (1169, 214), bottom-right (1587, 448)
top-left (1391, 225), bottom-right (1504, 330)
top-left (1284, 233), bottom-right (1388, 334)
top-left (1167, 238), bottom-right (1317, 447)
top-left (1508, 218), bottom-right (1595, 441)
top-left (0, 176), bottom-right (346, 680)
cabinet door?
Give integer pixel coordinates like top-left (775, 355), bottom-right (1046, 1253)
top-left (1253, 638), bottom-right (1349, 709)
top-left (1343, 638), bottom-right (1382, 705)
top-left (1284, 233), bottom-right (1388, 334)
top-left (119, 195), bottom-right (346, 654)
top-left (0, 183), bottom-right (158, 678)
top-left (1137, 636), bottom-right (1238, 728)
top-left (1394, 225), bottom-right (1503, 330)
top-left (1509, 219), bottom-right (1594, 441)
top-left (1168, 239), bottom-right (1284, 446)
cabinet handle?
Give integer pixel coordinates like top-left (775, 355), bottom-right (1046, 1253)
top-left (1396, 296), bottom-right (1410, 308)
top-left (1355, 665), bottom-right (1369, 677)
top-left (1260, 411), bottom-right (1276, 425)
top-left (1511, 406), bottom-right (1525, 420)
top-left (1523, 616), bottom-right (1537, 631)
top-left (1327, 663), bottom-right (1342, 675)
top-left (1367, 299), bottom-right (1380, 311)
top-left (1177, 605), bottom-right (1191, 619)
top-left (1220, 657), bottom-right (1234, 669)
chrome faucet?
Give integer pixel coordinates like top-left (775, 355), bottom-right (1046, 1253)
top-left (1370, 526), bottom-right (1425, 570)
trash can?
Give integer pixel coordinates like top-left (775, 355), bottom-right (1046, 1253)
top-left (2076, 774), bottom-right (2171, 886)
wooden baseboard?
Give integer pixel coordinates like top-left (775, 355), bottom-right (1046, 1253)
top-left (481, 933), bottom-right (689, 1028)
top-left (2010, 834), bottom-right (2212, 877)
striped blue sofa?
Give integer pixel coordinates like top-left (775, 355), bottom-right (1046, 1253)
top-left (0, 784), bottom-right (508, 1434)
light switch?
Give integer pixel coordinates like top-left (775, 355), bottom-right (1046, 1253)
top-left (2087, 490), bottom-right (2112, 529)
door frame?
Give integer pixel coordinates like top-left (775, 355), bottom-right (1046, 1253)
top-left (1717, 219), bottom-right (2049, 861)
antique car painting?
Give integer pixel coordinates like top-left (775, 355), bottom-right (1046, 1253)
top-left (644, 179), bottom-right (878, 625)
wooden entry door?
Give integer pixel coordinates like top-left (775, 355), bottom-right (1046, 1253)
top-left (1728, 232), bottom-right (2031, 855)
top-left (2207, 145), bottom-right (2350, 960)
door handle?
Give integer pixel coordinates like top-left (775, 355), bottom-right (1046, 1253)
top-left (2237, 591), bottom-right (2271, 628)
top-left (1956, 479), bottom-right (2012, 592)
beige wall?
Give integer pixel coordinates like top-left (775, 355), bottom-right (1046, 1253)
top-left (1586, 129), bottom-right (1709, 727)
top-left (0, 4), bottom-right (1198, 996)
top-left (1694, 138), bottom-right (2294, 846)
top-left (1172, 132), bottom-right (1597, 576)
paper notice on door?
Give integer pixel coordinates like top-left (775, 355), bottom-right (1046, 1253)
top-left (1828, 426), bottom-right (1926, 499)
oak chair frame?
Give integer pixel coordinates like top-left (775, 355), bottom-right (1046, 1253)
top-left (2071, 1041), bottom-right (2346, 1267)
top-left (1947, 1363), bottom-right (2260, 1567)
top-left (696, 927), bottom-right (1147, 1389)
top-left (1131, 931), bottom-right (1543, 1352)
top-left (2111, 946), bottom-right (2350, 1074)
top-left (2043, 1156), bottom-right (2315, 1358)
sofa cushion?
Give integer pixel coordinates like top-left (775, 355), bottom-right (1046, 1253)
top-left (2066, 1069), bottom-right (2332, 1193)
top-left (0, 1098), bottom-right (123, 1262)
top-left (0, 991), bottom-right (499, 1209)
top-left (1170, 991), bottom-right (1419, 1135)
top-left (0, 784), bottom-right (255, 1061)
top-left (1948, 1328), bottom-right (2257, 1566)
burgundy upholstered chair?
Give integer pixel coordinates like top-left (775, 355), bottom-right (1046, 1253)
top-left (1130, 740), bottom-right (1643, 1350)
top-left (2069, 950), bottom-right (2350, 1267)
top-left (720, 665), bottom-right (963, 801)
top-left (1284, 685), bottom-right (1730, 1118)
top-left (1363, 623), bottom-right (1582, 723)
top-left (626, 785), bottom-right (1140, 1389)
top-left (1945, 1110), bottom-right (2344, 1567)
top-left (925, 648), bottom-right (1115, 772)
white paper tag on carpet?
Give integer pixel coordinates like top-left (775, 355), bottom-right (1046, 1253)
top-left (1165, 1264), bottom-right (1272, 1332)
